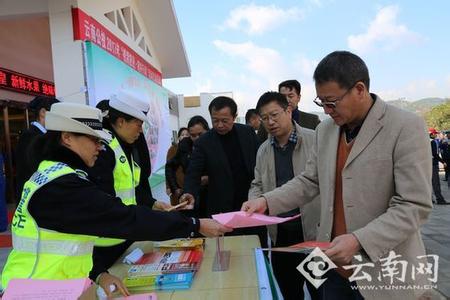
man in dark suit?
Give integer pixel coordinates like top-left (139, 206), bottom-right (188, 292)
top-left (430, 128), bottom-right (447, 204)
top-left (441, 133), bottom-right (450, 184)
top-left (15, 96), bottom-right (59, 200)
top-left (181, 96), bottom-right (265, 243)
top-left (279, 79), bottom-right (320, 130)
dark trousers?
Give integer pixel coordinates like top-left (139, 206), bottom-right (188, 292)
top-left (432, 164), bottom-right (446, 203)
top-left (317, 270), bottom-right (364, 300)
top-left (272, 220), bottom-right (319, 300)
top-left (444, 161), bottom-right (450, 184)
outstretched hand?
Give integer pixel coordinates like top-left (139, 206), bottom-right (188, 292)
top-left (324, 234), bottom-right (361, 265)
top-left (241, 197), bottom-right (268, 215)
top-left (199, 219), bottom-right (233, 237)
top-left (179, 193), bottom-right (195, 210)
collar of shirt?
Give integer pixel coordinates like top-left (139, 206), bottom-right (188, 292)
top-left (31, 121), bottom-right (47, 133)
top-left (342, 93), bottom-right (377, 143)
top-left (271, 123), bottom-right (298, 148)
top-left (291, 108), bottom-right (300, 123)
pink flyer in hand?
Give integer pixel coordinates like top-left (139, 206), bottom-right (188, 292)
top-left (212, 211), bottom-right (301, 228)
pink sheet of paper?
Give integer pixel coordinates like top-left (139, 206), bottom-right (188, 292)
top-left (113, 293), bottom-right (158, 299)
top-left (2, 278), bottom-right (92, 300)
top-left (212, 211), bottom-right (301, 228)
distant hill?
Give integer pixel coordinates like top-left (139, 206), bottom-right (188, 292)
top-left (387, 97), bottom-right (449, 115)
top-left (311, 97), bottom-right (449, 120)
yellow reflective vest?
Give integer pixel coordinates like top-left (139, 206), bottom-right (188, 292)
top-left (94, 137), bottom-right (140, 247)
top-left (1, 161), bottom-right (97, 288)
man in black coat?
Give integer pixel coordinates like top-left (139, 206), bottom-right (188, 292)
top-left (181, 96), bottom-right (266, 243)
top-left (15, 96), bottom-right (59, 201)
top-left (279, 79), bottom-right (320, 130)
top-left (441, 134), bottom-right (450, 184)
top-left (430, 129), bottom-right (447, 204)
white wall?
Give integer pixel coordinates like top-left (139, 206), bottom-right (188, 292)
top-left (48, 0), bottom-right (87, 104)
top-left (169, 113), bottom-right (179, 142)
top-left (0, 15), bottom-right (54, 103)
top-left (178, 91), bottom-right (233, 128)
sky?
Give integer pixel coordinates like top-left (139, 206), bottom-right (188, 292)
top-left (163, 0), bottom-right (450, 117)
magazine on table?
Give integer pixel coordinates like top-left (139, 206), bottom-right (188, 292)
top-left (124, 272), bottom-right (195, 290)
top-left (128, 250), bottom-right (203, 277)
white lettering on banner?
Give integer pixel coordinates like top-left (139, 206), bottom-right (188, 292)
top-left (71, 8), bottom-right (162, 85)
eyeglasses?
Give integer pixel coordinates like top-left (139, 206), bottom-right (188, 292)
top-left (260, 110), bottom-right (285, 123)
top-left (313, 82), bottom-right (359, 109)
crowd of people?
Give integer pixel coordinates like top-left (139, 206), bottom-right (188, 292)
top-left (4, 50), bottom-right (441, 300)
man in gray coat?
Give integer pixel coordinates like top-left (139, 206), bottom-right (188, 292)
top-left (249, 91), bottom-right (320, 299)
top-left (242, 51), bottom-right (432, 300)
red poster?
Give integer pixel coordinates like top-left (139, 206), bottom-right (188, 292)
top-left (0, 67), bottom-right (55, 97)
top-left (71, 8), bottom-right (162, 85)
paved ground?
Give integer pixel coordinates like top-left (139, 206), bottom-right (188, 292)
top-left (0, 174), bottom-right (449, 298)
top-left (421, 173), bottom-right (450, 299)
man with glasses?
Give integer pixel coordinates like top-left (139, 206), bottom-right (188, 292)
top-left (249, 91), bottom-right (320, 299)
top-left (259, 80), bottom-right (321, 142)
top-left (242, 51), bottom-right (432, 300)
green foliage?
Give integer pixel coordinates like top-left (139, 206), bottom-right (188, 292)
top-left (425, 101), bottom-right (450, 130)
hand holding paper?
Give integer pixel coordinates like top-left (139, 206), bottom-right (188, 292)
top-left (241, 197), bottom-right (268, 214)
top-left (212, 211), bottom-right (301, 228)
top-left (165, 201), bottom-right (188, 212)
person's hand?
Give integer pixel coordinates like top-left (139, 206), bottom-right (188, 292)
top-left (199, 219), bottom-right (233, 237)
top-left (152, 200), bottom-right (172, 211)
top-left (200, 176), bottom-right (209, 186)
top-left (98, 272), bottom-right (130, 298)
top-left (179, 193), bottom-right (195, 209)
top-left (324, 234), bottom-right (361, 265)
top-left (174, 188), bottom-right (184, 200)
top-left (241, 197), bottom-right (268, 215)
top-left (166, 187), bottom-right (172, 196)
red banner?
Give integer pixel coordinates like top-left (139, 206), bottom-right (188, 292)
top-left (71, 7), bottom-right (162, 85)
top-left (0, 67), bottom-right (56, 97)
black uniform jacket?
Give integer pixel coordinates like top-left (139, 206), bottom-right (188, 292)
top-left (16, 124), bottom-right (44, 200)
top-left (26, 146), bottom-right (199, 279)
top-left (87, 131), bottom-right (165, 279)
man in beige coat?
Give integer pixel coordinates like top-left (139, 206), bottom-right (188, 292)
top-left (242, 51), bottom-right (432, 300)
top-left (248, 91), bottom-right (320, 299)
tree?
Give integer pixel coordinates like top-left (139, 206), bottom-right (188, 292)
top-left (425, 100), bottom-right (450, 130)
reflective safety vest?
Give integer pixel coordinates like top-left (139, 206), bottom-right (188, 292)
top-left (1, 161), bottom-right (97, 288)
top-left (94, 137), bottom-right (140, 247)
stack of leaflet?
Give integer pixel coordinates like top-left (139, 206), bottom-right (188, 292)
top-left (124, 238), bottom-right (204, 291)
top-left (153, 238), bottom-right (205, 251)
